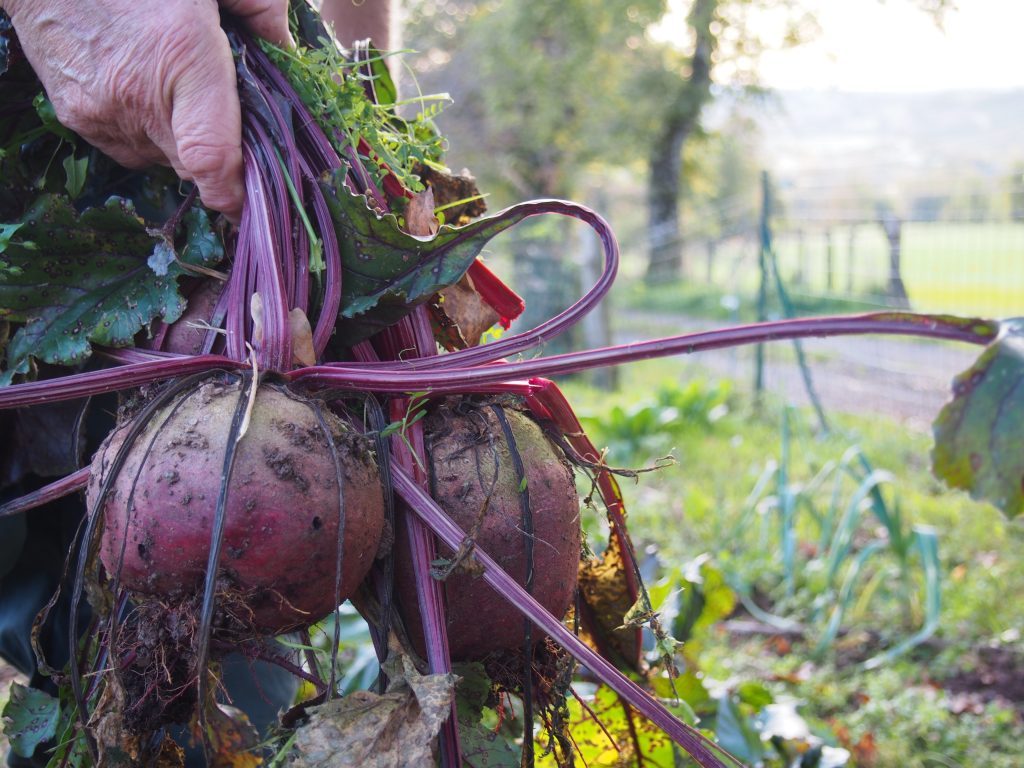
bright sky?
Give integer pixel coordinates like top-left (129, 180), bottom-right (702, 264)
top-left (757, 0), bottom-right (1024, 92)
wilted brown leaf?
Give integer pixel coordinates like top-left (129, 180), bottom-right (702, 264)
top-left (199, 704), bottom-right (263, 768)
top-left (91, 679), bottom-right (141, 767)
top-left (404, 188), bottom-right (440, 237)
top-left (430, 272), bottom-right (501, 350)
top-left (415, 166), bottom-right (487, 226)
top-left (288, 653), bottom-right (456, 768)
top-left (288, 308), bottom-right (317, 367)
top-left (576, 534), bottom-right (641, 674)
top-left (250, 293), bottom-right (264, 345)
top-left (153, 735), bottom-right (186, 768)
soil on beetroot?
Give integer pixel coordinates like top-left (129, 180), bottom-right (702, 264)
top-left (89, 377), bottom-right (386, 635)
top-left (395, 397), bottom-right (582, 662)
top-left (114, 599), bottom-right (202, 733)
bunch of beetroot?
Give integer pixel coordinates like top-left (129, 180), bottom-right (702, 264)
top-left (0, 5), bottom-right (1003, 768)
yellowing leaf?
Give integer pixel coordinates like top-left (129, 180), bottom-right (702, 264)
top-left (200, 704), bottom-right (263, 768)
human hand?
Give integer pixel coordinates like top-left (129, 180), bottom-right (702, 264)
top-left (3, 0), bottom-right (293, 221)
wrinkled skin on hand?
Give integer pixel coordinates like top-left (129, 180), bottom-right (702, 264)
top-left (3, 0), bottom-right (292, 220)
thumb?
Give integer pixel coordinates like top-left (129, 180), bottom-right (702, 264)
top-left (219, 0), bottom-right (294, 48)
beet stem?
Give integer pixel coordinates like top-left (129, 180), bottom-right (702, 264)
top-left (0, 467), bottom-right (90, 518)
top-left (393, 468), bottom-right (738, 768)
top-left (194, 370), bottom-right (256, 762)
top-left (489, 403), bottom-right (536, 764)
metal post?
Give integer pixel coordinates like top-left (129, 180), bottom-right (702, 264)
top-left (755, 171), bottom-right (769, 397)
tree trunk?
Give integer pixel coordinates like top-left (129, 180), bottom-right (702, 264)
top-left (644, 0), bottom-right (717, 283)
top-left (645, 121), bottom-right (687, 282)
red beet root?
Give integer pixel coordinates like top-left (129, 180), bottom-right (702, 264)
top-left (88, 378), bottom-right (385, 635)
top-left (396, 399), bottom-right (581, 660)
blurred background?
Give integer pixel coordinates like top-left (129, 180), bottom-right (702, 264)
top-left (392, 4), bottom-right (1024, 765)
top-left (400, 0), bottom-right (1024, 428)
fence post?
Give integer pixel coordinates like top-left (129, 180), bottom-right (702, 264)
top-left (755, 171), bottom-right (769, 398)
top-left (825, 228), bottom-right (834, 292)
top-left (879, 213), bottom-right (911, 308)
top-left (846, 225), bottom-right (856, 294)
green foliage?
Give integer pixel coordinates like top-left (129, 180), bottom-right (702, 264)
top-left (406, 0), bottom-right (664, 200)
top-left (454, 663), bottom-right (519, 767)
top-left (616, 279), bottom-right (883, 324)
top-left (933, 318), bottom-right (1024, 518)
top-left (1, 684), bottom-right (59, 759)
top-left (714, 412), bottom-right (944, 664)
top-left (0, 197), bottom-right (223, 381)
top-left (280, 604), bottom-right (381, 696)
top-left (534, 683), bottom-right (700, 767)
top-left (322, 173), bottom-right (537, 343)
top-left (565, 357), bottom-right (1024, 766)
top-left (577, 378), bottom-right (733, 458)
top-left (825, 666), bottom-right (1024, 768)
top-left (261, 30), bottom-right (445, 195)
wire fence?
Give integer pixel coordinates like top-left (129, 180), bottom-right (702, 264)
top-left (484, 172), bottom-right (1023, 424)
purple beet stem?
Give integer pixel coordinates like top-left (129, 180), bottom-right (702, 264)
top-left (392, 469), bottom-right (733, 768)
top-left (0, 314), bottom-right (993, 411)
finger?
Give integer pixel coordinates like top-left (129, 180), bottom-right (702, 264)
top-left (164, 33), bottom-right (245, 222)
top-left (87, 134), bottom-right (166, 171)
top-left (218, 0), bottom-right (294, 48)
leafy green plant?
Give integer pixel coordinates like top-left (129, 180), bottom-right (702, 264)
top-left (577, 378), bottom-right (732, 458)
top-left (718, 409), bottom-right (942, 665)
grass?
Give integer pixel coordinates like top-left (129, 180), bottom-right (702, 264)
top-left (771, 222), bottom-right (1024, 318)
top-left (610, 221), bottom-right (1024, 321)
top-left (557, 357), bottom-right (1024, 766)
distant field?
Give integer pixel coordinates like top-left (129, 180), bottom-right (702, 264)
top-left (480, 217), bottom-right (1024, 320)
top-left (771, 221), bottom-right (1024, 318)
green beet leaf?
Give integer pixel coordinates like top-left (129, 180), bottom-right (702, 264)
top-left (321, 173), bottom-right (531, 345)
top-left (2, 683), bottom-right (60, 758)
top-left (933, 318), bottom-right (1024, 518)
top-left (0, 195), bottom-right (223, 382)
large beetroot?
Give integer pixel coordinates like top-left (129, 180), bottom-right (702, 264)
top-left (88, 377), bottom-right (385, 635)
top-left (396, 398), bottom-right (581, 661)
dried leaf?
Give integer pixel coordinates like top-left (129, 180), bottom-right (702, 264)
top-left (288, 653), bottom-right (456, 768)
top-left (430, 272), bottom-right (501, 350)
top-left (250, 293), bottom-right (264, 345)
top-left (404, 187), bottom-right (439, 237)
top-left (202, 704), bottom-right (264, 768)
top-left (416, 165), bottom-right (487, 226)
top-left (92, 678), bottom-right (142, 767)
top-left (288, 308), bottom-right (317, 367)
top-left (153, 735), bottom-right (186, 768)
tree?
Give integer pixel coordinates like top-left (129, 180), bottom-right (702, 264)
top-left (405, 0), bottom-right (662, 202)
top-left (405, 1), bottom-right (663, 352)
top-left (638, 0), bottom-right (716, 282)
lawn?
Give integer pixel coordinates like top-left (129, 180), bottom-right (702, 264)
top-left (609, 221), bottom-right (1024, 321)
